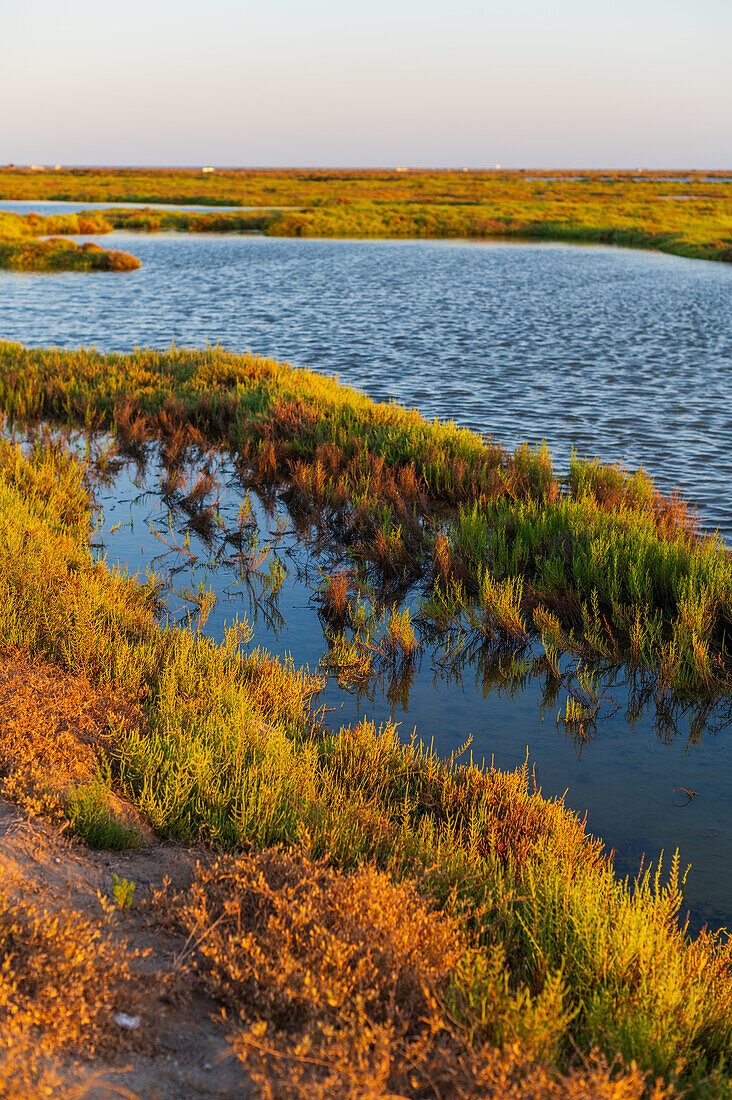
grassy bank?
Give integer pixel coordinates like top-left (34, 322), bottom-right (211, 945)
top-left (0, 210), bottom-right (140, 272)
top-left (0, 235), bottom-right (140, 272)
top-left (6, 199), bottom-right (732, 266)
top-left (2, 437), bottom-right (732, 1096)
top-left (2, 167), bottom-right (732, 265)
top-left (1, 340), bottom-right (731, 702)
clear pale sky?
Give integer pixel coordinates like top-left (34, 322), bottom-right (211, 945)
top-left (4, 0), bottom-right (731, 168)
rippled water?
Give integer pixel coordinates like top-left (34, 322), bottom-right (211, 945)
top-left (2, 230), bottom-right (731, 534)
top-left (2, 224), bottom-right (732, 929)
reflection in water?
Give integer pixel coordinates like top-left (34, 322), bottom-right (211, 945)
top-left (14, 425), bottom-right (725, 931)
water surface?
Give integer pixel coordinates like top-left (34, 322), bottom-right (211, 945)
top-left (2, 232), bottom-right (730, 533)
top-left (3, 230), bottom-right (732, 929)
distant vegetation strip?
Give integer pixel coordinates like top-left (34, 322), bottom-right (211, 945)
top-left (2, 165), bottom-right (732, 206)
top-left (2, 166), bottom-right (732, 265)
top-left (2, 438), bottom-right (732, 1096)
top-left (1, 340), bottom-right (731, 701)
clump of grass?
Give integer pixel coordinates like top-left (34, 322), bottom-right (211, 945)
top-left (475, 573), bottom-right (529, 644)
top-left (430, 506), bottom-right (490, 590)
top-left (0, 236), bottom-right (140, 272)
top-left (175, 849), bottom-right (463, 1030)
top-left (471, 492), bottom-right (732, 695)
top-left (372, 515), bottom-right (405, 566)
top-left (168, 850), bottom-right (676, 1100)
top-left (570, 453), bottom-right (700, 542)
top-left (65, 774), bottom-right (142, 850)
top-left (319, 569), bottom-right (354, 625)
top-left (321, 633), bottom-right (373, 689)
top-left (0, 638), bottom-right (142, 836)
top-left (0, 886), bottom-right (139, 1094)
top-left (382, 606), bottom-right (419, 658)
top-left (558, 691), bottom-right (596, 743)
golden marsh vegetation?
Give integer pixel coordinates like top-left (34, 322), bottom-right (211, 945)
top-left (0, 438), bottom-right (731, 1097)
top-left (0, 210), bottom-right (139, 272)
top-left (2, 167), bottom-right (732, 266)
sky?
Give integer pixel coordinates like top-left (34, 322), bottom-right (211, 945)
top-left (3, 0), bottom-right (731, 169)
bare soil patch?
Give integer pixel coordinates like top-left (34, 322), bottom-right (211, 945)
top-left (0, 800), bottom-right (251, 1099)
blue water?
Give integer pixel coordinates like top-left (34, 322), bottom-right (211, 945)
top-left (2, 225), bottom-right (732, 929)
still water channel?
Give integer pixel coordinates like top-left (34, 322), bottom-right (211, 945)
top-left (1, 214), bottom-right (731, 930)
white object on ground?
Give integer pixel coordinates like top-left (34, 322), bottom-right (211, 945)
top-left (113, 1012), bottom-right (141, 1030)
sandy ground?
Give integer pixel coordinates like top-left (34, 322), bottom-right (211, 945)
top-left (0, 798), bottom-right (253, 1099)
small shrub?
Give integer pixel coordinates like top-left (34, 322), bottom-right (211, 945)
top-left (65, 779), bottom-right (142, 850)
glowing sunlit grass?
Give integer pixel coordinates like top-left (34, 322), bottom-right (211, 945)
top-left (1, 340), bottom-right (731, 698)
top-left (0, 215), bottom-right (140, 272)
top-left (2, 440), bottom-right (732, 1094)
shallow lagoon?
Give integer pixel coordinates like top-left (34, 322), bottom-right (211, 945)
top-left (2, 229), bottom-right (732, 929)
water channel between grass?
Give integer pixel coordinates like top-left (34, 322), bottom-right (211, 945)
top-left (2, 226), bottom-right (731, 932)
top-left (56, 433), bottom-right (725, 936)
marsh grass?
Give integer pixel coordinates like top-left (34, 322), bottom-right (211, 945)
top-left (423, 491), bottom-right (732, 701)
top-left (169, 851), bottom-right (694, 1100)
top-left (321, 632), bottom-right (374, 690)
top-left (0, 218), bottom-right (140, 272)
top-left (65, 774), bottom-right (142, 850)
top-left (317, 574), bottom-right (422, 689)
top-left (167, 850), bottom-right (672, 1100)
top-left (0, 885), bottom-right (140, 1097)
top-left (319, 569), bottom-right (354, 625)
top-left (2, 167), bottom-right (732, 266)
top-left (1, 341), bottom-right (730, 700)
top-left (3, 440), bottom-right (732, 1094)
top-left (0, 636), bottom-right (148, 846)
top-left (383, 605), bottom-right (419, 659)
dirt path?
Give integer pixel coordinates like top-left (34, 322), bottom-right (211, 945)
top-left (0, 798), bottom-right (252, 1099)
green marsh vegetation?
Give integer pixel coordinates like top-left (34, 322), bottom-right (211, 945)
top-left (0, 235), bottom-right (140, 271)
top-left (3, 435), bottom-right (732, 1097)
top-left (2, 340), bottom-right (731, 712)
top-left (3, 167), bottom-right (732, 265)
top-left (0, 209), bottom-right (139, 272)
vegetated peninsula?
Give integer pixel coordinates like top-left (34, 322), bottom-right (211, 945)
top-left (3, 341), bottom-right (729, 701)
top-left (2, 166), bottom-right (732, 269)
